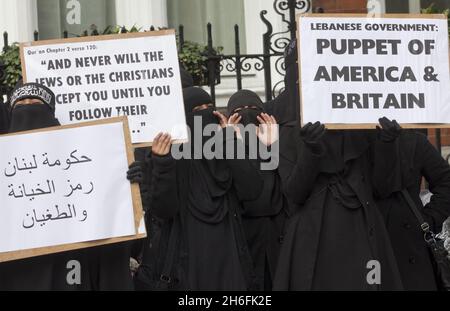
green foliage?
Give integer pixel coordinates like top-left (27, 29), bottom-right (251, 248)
top-left (421, 3), bottom-right (450, 35)
top-left (0, 24), bottom-right (221, 92)
top-left (99, 25), bottom-right (224, 84)
top-left (178, 40), bottom-right (223, 85)
top-left (101, 25), bottom-right (142, 35)
top-left (0, 44), bottom-right (21, 92)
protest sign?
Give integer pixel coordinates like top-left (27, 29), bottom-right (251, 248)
top-left (0, 117), bottom-right (145, 263)
top-left (20, 30), bottom-right (188, 146)
top-left (297, 14), bottom-right (450, 128)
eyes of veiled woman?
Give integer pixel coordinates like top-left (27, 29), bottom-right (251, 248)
top-left (15, 98), bottom-right (45, 107)
top-left (233, 105), bottom-right (261, 114)
top-left (192, 103), bottom-right (214, 112)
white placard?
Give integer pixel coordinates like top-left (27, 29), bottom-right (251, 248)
top-left (298, 14), bottom-right (450, 127)
top-left (21, 31), bottom-right (188, 144)
top-left (0, 121), bottom-right (136, 254)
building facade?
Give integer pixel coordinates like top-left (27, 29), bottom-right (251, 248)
top-left (2, 0), bottom-right (434, 104)
top-left (1, 0), bottom-right (448, 146)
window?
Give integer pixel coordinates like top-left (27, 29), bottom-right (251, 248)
top-left (312, 0), bottom-right (368, 13)
top-left (167, 0), bottom-right (247, 54)
top-left (385, 0), bottom-right (410, 13)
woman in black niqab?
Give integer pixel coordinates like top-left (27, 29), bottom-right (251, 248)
top-left (227, 89), bottom-right (288, 290)
top-left (146, 87), bottom-right (263, 290)
top-left (8, 82), bottom-right (60, 132)
top-left (0, 82), bottom-right (135, 291)
top-left (0, 83), bottom-right (91, 291)
top-left (274, 122), bottom-right (404, 290)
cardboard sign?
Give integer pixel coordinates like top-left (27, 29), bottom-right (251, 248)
top-left (297, 14), bottom-right (450, 128)
top-left (0, 118), bottom-right (145, 263)
top-left (21, 30), bottom-right (188, 145)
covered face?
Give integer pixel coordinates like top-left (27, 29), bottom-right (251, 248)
top-left (227, 89), bottom-right (264, 127)
top-left (9, 82), bottom-right (59, 132)
top-left (183, 86), bottom-right (217, 130)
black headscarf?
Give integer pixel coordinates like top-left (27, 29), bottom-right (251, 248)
top-left (272, 39), bottom-right (299, 126)
top-left (227, 90), bottom-right (264, 127)
top-left (180, 66), bottom-right (194, 89)
top-left (183, 87), bottom-right (212, 113)
top-left (319, 131), bottom-right (371, 174)
top-left (182, 87), bottom-right (232, 224)
top-left (10, 82), bottom-right (56, 111)
top-left (9, 82), bottom-right (60, 133)
top-left (227, 90), bottom-right (285, 219)
top-left (183, 87), bottom-right (217, 144)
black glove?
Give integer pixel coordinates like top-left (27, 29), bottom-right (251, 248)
top-left (300, 122), bottom-right (326, 146)
top-left (377, 117), bottom-right (402, 142)
top-left (127, 161), bottom-right (146, 184)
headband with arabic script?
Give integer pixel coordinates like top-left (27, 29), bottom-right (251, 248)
top-left (10, 83), bottom-right (56, 111)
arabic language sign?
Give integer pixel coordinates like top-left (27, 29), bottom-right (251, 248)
top-left (297, 14), bottom-right (450, 128)
top-left (0, 120), bottom-right (137, 256)
top-left (21, 30), bottom-right (188, 145)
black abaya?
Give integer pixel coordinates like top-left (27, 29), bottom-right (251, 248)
top-left (227, 89), bottom-right (289, 290)
top-left (147, 126), bottom-right (263, 291)
top-left (1, 99), bottom-right (133, 290)
top-left (273, 128), bottom-right (403, 290)
top-left (0, 102), bottom-right (78, 291)
top-left (373, 131), bottom-right (450, 290)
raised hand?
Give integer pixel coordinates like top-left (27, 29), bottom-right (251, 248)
top-left (152, 133), bottom-right (172, 156)
top-left (227, 113), bottom-right (243, 138)
top-left (213, 111), bottom-right (229, 129)
top-left (256, 113), bottom-right (279, 146)
top-left (126, 161), bottom-right (145, 184)
top-left (377, 117), bottom-right (402, 142)
top-left (300, 122), bottom-right (326, 145)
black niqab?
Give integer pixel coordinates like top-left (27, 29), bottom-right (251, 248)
top-left (180, 87), bottom-right (247, 290)
top-left (182, 87), bottom-right (232, 224)
top-left (9, 82), bottom-right (60, 133)
top-left (227, 90), bottom-right (264, 127)
top-left (9, 104), bottom-right (60, 133)
top-left (320, 130), bottom-right (371, 174)
top-left (227, 90), bottom-right (288, 290)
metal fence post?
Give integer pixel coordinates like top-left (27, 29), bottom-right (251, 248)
top-left (234, 25), bottom-right (242, 91)
top-left (206, 23), bottom-right (217, 105)
top-left (3, 31), bottom-right (8, 52)
top-left (261, 11), bottom-right (274, 101)
top-left (179, 25), bottom-right (185, 52)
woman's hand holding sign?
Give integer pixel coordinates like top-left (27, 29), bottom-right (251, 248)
top-left (152, 133), bottom-right (172, 156)
top-left (377, 117), bottom-right (402, 143)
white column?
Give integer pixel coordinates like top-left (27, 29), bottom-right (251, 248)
top-left (408, 0), bottom-right (422, 13)
top-left (0, 0), bottom-right (38, 44)
top-left (114, 0), bottom-right (168, 30)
